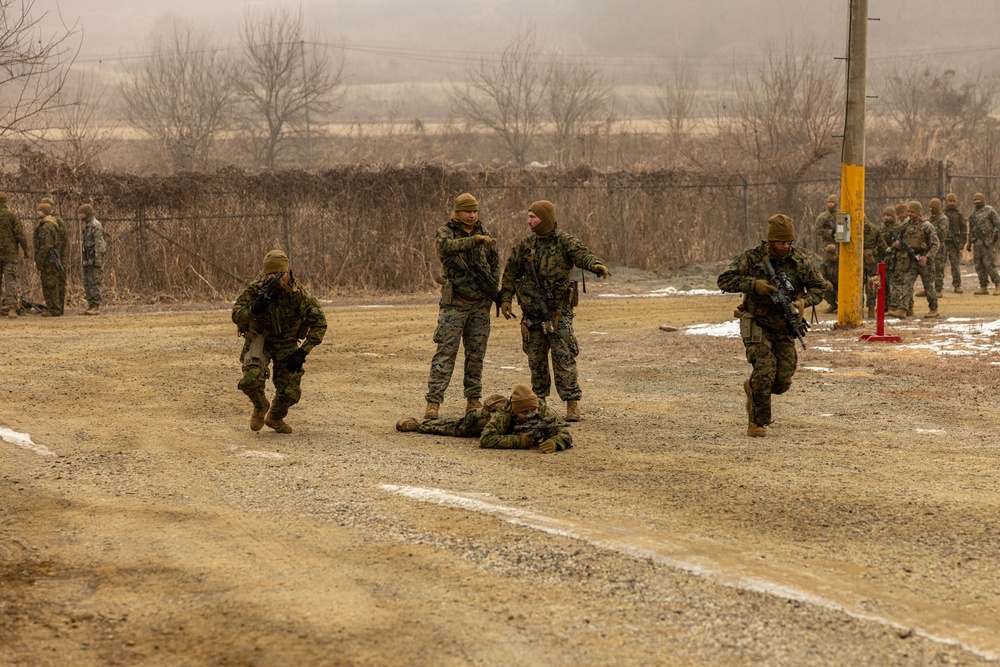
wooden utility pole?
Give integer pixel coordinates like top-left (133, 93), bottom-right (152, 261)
top-left (838, 0), bottom-right (867, 328)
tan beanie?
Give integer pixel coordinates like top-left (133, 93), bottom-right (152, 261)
top-left (824, 244), bottom-right (838, 255)
top-left (826, 195), bottom-right (838, 204)
top-left (946, 193), bottom-right (958, 203)
top-left (529, 200), bottom-right (556, 226)
top-left (929, 197), bottom-right (941, 211)
top-left (510, 384), bottom-right (539, 413)
top-left (41, 196), bottom-right (55, 206)
top-left (78, 204), bottom-right (94, 218)
top-left (883, 207), bottom-right (896, 217)
top-left (454, 192), bottom-right (478, 212)
top-left (895, 202), bottom-right (908, 216)
top-left (975, 192), bottom-right (985, 203)
top-left (907, 200), bottom-right (922, 215)
top-left (262, 249), bottom-right (290, 274)
top-left (37, 203), bottom-right (53, 216)
top-left (767, 214), bottom-right (795, 242)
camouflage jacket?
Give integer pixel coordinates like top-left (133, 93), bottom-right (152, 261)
top-left (83, 218), bottom-right (107, 267)
top-left (232, 277), bottom-right (327, 353)
top-left (717, 243), bottom-right (825, 337)
top-left (967, 205), bottom-right (1000, 247)
top-left (879, 218), bottom-right (901, 263)
top-left (32, 216), bottom-right (58, 270)
top-left (815, 210), bottom-right (836, 249)
top-left (53, 214), bottom-right (68, 260)
top-left (944, 205), bottom-right (967, 246)
top-left (0, 204), bottom-right (28, 260)
top-left (862, 218), bottom-right (885, 265)
top-left (821, 258), bottom-right (839, 290)
top-left (928, 211), bottom-right (950, 247)
top-left (436, 218), bottom-right (499, 303)
top-left (480, 401), bottom-right (572, 451)
top-left (897, 218), bottom-right (939, 259)
top-left (500, 224), bottom-right (603, 318)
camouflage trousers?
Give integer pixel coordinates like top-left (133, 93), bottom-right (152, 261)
top-left (933, 247), bottom-right (949, 292)
top-left (38, 264), bottom-right (61, 315)
top-left (745, 334), bottom-right (797, 427)
top-left (83, 265), bottom-right (103, 306)
top-left (522, 306), bottom-right (581, 402)
top-left (943, 241), bottom-right (963, 289)
top-left (238, 338), bottom-right (304, 419)
top-left (891, 259), bottom-right (937, 311)
top-left (0, 258), bottom-right (18, 311)
top-left (823, 284), bottom-right (837, 309)
top-left (57, 267), bottom-right (66, 313)
top-left (415, 407), bottom-right (493, 437)
top-left (973, 243), bottom-right (1000, 288)
top-left (864, 261), bottom-right (878, 308)
top-left (425, 299), bottom-right (492, 405)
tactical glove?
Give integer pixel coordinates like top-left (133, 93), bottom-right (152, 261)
top-left (592, 264), bottom-right (612, 278)
top-left (251, 295), bottom-right (269, 315)
top-left (539, 438), bottom-right (557, 454)
top-left (501, 301), bottom-right (514, 320)
top-left (793, 298), bottom-right (806, 322)
top-left (472, 235), bottom-right (495, 247)
top-left (285, 348), bottom-right (308, 372)
top-left (753, 279), bottom-right (778, 296)
top-left (518, 432), bottom-right (534, 449)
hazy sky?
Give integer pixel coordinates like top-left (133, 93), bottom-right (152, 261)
top-left (30, 0), bottom-right (1000, 81)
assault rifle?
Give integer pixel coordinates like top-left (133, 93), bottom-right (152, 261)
top-left (444, 254), bottom-right (502, 315)
top-left (968, 219), bottom-right (997, 248)
top-left (19, 295), bottom-right (45, 313)
top-left (259, 271), bottom-right (286, 302)
top-left (524, 258), bottom-right (556, 335)
top-left (47, 249), bottom-right (65, 280)
top-left (894, 228), bottom-right (922, 264)
top-left (759, 259), bottom-right (809, 350)
top-left (512, 413), bottom-right (566, 446)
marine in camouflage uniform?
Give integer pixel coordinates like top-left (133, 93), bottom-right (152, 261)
top-left (424, 193), bottom-right (499, 420)
top-left (886, 201), bottom-right (939, 319)
top-left (718, 214), bottom-right (825, 437)
top-left (814, 195), bottom-right (838, 259)
top-left (499, 200), bottom-right (611, 422)
top-left (943, 193), bottom-right (966, 293)
top-left (862, 216), bottom-right (886, 317)
top-left (479, 384), bottom-right (572, 453)
top-left (232, 250), bottom-right (327, 433)
top-left (926, 198), bottom-right (950, 295)
top-left (79, 204), bottom-right (106, 315)
top-left (41, 197), bottom-right (67, 314)
top-left (32, 203), bottom-right (61, 317)
top-left (0, 192), bottom-right (29, 318)
top-left (819, 244), bottom-right (839, 313)
top-left (879, 207), bottom-right (903, 311)
top-left (396, 393), bottom-right (506, 437)
top-left (965, 192), bottom-right (1000, 295)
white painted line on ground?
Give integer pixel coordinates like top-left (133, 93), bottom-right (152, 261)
top-left (381, 484), bottom-right (998, 662)
top-left (237, 450), bottom-right (285, 459)
top-left (802, 366), bottom-right (833, 373)
top-left (0, 428), bottom-right (56, 457)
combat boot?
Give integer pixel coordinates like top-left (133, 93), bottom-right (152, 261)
top-left (866, 306), bottom-right (875, 319)
top-left (423, 402), bottom-right (439, 420)
top-left (954, 286), bottom-right (963, 294)
top-left (6, 307), bottom-right (16, 319)
top-left (994, 287), bottom-right (1000, 296)
top-left (823, 303), bottom-right (837, 314)
top-left (396, 417), bottom-right (420, 432)
top-left (264, 412), bottom-right (293, 433)
top-left (905, 307), bottom-right (914, 317)
top-left (974, 287), bottom-right (989, 295)
top-left (887, 308), bottom-right (907, 319)
top-left (41, 311), bottom-right (54, 317)
top-left (465, 398), bottom-right (482, 413)
top-left (565, 400), bottom-right (581, 422)
top-left (250, 398), bottom-right (270, 432)
top-left (85, 304), bottom-right (100, 315)
top-left (925, 309), bottom-right (940, 318)
top-left (747, 422), bottom-right (766, 437)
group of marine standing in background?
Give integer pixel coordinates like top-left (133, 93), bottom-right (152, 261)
top-left (815, 191), bottom-right (1000, 320)
top-left (0, 193), bottom-right (107, 318)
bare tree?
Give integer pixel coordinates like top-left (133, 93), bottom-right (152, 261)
top-left (40, 69), bottom-right (119, 174)
top-left (121, 21), bottom-right (235, 171)
top-left (545, 54), bottom-right (611, 166)
top-left (0, 0), bottom-right (79, 141)
top-left (234, 7), bottom-right (344, 169)
top-left (714, 40), bottom-right (843, 212)
top-left (652, 60), bottom-right (700, 157)
top-left (880, 62), bottom-right (999, 159)
top-left (449, 29), bottom-right (547, 167)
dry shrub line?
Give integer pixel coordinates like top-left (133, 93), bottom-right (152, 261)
top-left (0, 159), bottom-right (974, 301)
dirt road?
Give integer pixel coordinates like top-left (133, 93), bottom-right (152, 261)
top-left (2, 275), bottom-right (999, 666)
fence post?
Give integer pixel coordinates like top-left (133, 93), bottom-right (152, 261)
top-left (283, 200), bottom-right (293, 254)
top-left (944, 161), bottom-right (952, 196)
top-left (937, 160), bottom-right (946, 199)
top-left (741, 175), bottom-right (751, 246)
top-left (619, 186), bottom-right (629, 268)
top-left (137, 205), bottom-right (149, 292)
